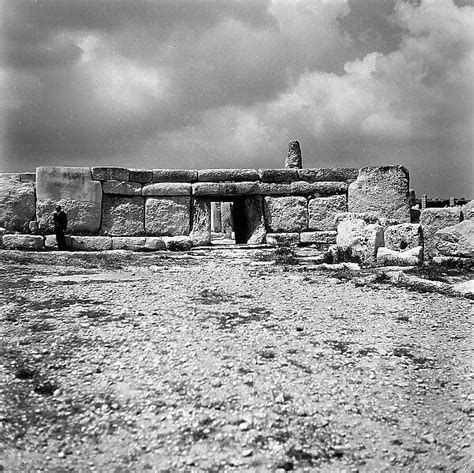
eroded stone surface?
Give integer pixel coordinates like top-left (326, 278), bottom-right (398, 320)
top-left (20, 173), bottom-right (36, 183)
top-left (101, 196), bottom-right (144, 236)
top-left (152, 169), bottom-right (197, 183)
top-left (259, 183), bottom-right (292, 195)
top-left (300, 231), bottom-right (337, 245)
top-left (384, 223), bottom-right (421, 251)
top-left (258, 169), bottom-right (298, 183)
top-left (308, 195), bottom-right (347, 231)
top-left (192, 182), bottom-right (260, 196)
top-left (112, 237), bottom-right (146, 251)
top-left (191, 198), bottom-right (211, 246)
top-left (264, 196), bottom-right (307, 233)
top-left (348, 166), bottom-right (410, 222)
top-left (142, 183), bottom-right (192, 196)
top-left (433, 220), bottom-right (474, 258)
top-left (298, 168), bottom-right (359, 183)
top-left (291, 182), bottom-right (347, 196)
top-left (266, 233), bottom-right (299, 246)
top-left (461, 200), bottom-right (474, 221)
top-left (197, 169), bottom-right (259, 182)
top-left (91, 167), bottom-right (129, 181)
top-left (2, 234), bottom-right (44, 250)
top-left (144, 237), bottom-right (167, 251)
top-left (285, 141), bottom-right (302, 169)
top-left (145, 197), bottom-right (190, 236)
top-left (377, 246), bottom-right (422, 266)
top-left (163, 236), bottom-right (192, 251)
top-left (71, 236), bottom-right (112, 251)
top-left (103, 181), bottom-right (142, 195)
top-left (242, 196), bottom-right (266, 245)
top-left (129, 169), bottom-right (153, 183)
top-left (0, 175), bottom-right (36, 232)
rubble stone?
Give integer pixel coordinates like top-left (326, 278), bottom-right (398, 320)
top-left (2, 234), bottom-right (44, 251)
top-left (0, 175), bottom-right (36, 232)
top-left (264, 196), bottom-right (307, 232)
top-left (163, 236), bottom-right (192, 251)
top-left (384, 223), bottom-right (421, 251)
top-left (71, 236), bottom-right (112, 251)
top-left (377, 246), bottom-right (422, 266)
top-left (145, 196), bottom-right (190, 236)
top-left (266, 233), bottom-right (299, 246)
top-left (348, 166), bottom-right (410, 222)
top-left (461, 200), bottom-right (474, 221)
top-left (433, 220), bottom-right (474, 258)
top-left (101, 196), bottom-right (144, 236)
top-left (103, 181), bottom-right (142, 195)
top-left (308, 195), bottom-right (347, 231)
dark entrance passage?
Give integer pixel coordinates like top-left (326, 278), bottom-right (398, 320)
top-left (232, 198), bottom-right (249, 244)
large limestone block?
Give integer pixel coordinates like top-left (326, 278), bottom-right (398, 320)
top-left (145, 196), bottom-right (190, 236)
top-left (112, 237), bottom-right (146, 251)
top-left (266, 233), bottom-right (300, 246)
top-left (258, 169), bottom-right (298, 183)
top-left (300, 231), bottom-right (337, 245)
top-left (144, 237), bottom-right (167, 251)
top-left (197, 169), bottom-right (259, 182)
top-left (91, 167), bottom-right (129, 181)
top-left (298, 168), bottom-right (359, 183)
top-left (348, 166), bottom-right (410, 222)
top-left (336, 217), bottom-right (384, 266)
top-left (433, 220), bottom-right (474, 258)
top-left (259, 183), bottom-right (292, 195)
top-left (308, 195), bottom-right (347, 231)
top-left (152, 169), bottom-right (197, 183)
top-left (242, 196), bottom-right (266, 245)
top-left (291, 181), bottom-right (347, 196)
top-left (71, 236), bottom-right (112, 251)
top-left (384, 223), bottom-right (421, 251)
top-left (264, 196), bottom-right (307, 232)
top-left (103, 180), bottom-right (142, 195)
top-left (192, 182), bottom-right (260, 196)
top-left (163, 236), bottom-right (192, 251)
top-left (36, 167), bottom-right (102, 233)
top-left (420, 207), bottom-right (462, 258)
top-left (0, 175), bottom-right (36, 232)
top-left (2, 234), bottom-right (44, 250)
top-left (101, 196), bottom-right (144, 236)
top-left (191, 198), bottom-right (211, 246)
top-left (142, 183), bottom-right (192, 196)
top-left (129, 169), bottom-right (153, 183)
top-left (377, 246), bottom-right (422, 266)
top-left (461, 200), bottom-right (474, 221)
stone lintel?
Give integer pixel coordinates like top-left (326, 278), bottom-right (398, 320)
top-left (258, 169), bottom-right (298, 183)
top-left (152, 169), bottom-right (198, 183)
top-left (129, 169), bottom-right (153, 183)
top-left (197, 169), bottom-right (259, 182)
top-left (192, 182), bottom-right (260, 196)
top-left (290, 181), bottom-right (347, 196)
top-left (103, 180), bottom-right (142, 195)
top-left (142, 183), bottom-right (192, 196)
top-left (298, 168), bottom-right (359, 183)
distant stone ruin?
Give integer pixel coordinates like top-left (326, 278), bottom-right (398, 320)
top-left (0, 159), bottom-right (472, 265)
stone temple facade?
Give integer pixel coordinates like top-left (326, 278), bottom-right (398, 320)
top-left (0, 165), bottom-right (472, 265)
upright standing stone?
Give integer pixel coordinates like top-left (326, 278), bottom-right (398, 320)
top-left (191, 198), bottom-right (211, 246)
top-left (145, 196), bottom-right (190, 236)
top-left (264, 196), bottom-right (307, 232)
top-left (221, 202), bottom-right (233, 237)
top-left (285, 140), bottom-right (302, 169)
top-left (101, 196), bottom-right (144, 236)
top-left (212, 202), bottom-right (222, 232)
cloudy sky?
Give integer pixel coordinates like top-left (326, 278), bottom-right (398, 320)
top-left (1, 0), bottom-right (473, 197)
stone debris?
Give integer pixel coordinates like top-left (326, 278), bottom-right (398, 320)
top-left (377, 246), bottom-right (422, 266)
top-left (384, 223), bottom-right (421, 251)
top-left (433, 220), bottom-right (474, 258)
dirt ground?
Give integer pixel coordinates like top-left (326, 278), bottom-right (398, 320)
top-left (0, 248), bottom-right (472, 472)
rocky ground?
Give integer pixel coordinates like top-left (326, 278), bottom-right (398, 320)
top-left (0, 248), bottom-right (472, 472)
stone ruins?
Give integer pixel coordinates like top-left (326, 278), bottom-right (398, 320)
top-left (1, 152), bottom-right (473, 265)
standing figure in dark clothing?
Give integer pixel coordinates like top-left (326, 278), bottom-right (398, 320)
top-left (53, 205), bottom-right (68, 250)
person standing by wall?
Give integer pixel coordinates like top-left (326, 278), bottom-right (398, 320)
top-left (53, 205), bottom-right (68, 250)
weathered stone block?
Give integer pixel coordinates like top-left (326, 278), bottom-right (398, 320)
top-left (163, 236), bottom-right (192, 251)
top-left (71, 236), bottom-right (112, 251)
top-left (103, 180), bottom-right (142, 195)
top-left (0, 175), bottom-right (36, 232)
top-left (300, 231), bottom-right (337, 245)
top-left (348, 166), bottom-right (410, 222)
top-left (259, 183), bottom-right (292, 195)
top-left (192, 182), bottom-right (260, 196)
top-left (266, 233), bottom-right (300, 246)
top-left (462, 200), bottom-right (474, 221)
top-left (145, 196), bottom-right (190, 236)
top-left (376, 246), bottom-right (422, 266)
top-left (2, 234), bottom-right (44, 250)
top-left (101, 196), bottom-right (144, 236)
top-left (36, 167), bottom-right (102, 233)
top-left (308, 195), bottom-right (347, 231)
top-left (298, 168), bottom-right (359, 183)
top-left (142, 183), bottom-right (192, 196)
top-left (241, 196), bottom-right (267, 245)
top-left (144, 237), bottom-right (167, 251)
top-left (152, 169), bottom-right (197, 183)
top-left (129, 169), bottom-right (153, 183)
top-left (91, 167), bottom-right (129, 181)
top-left (433, 220), bottom-right (474, 258)
top-left (291, 181), bottom-right (347, 196)
top-left (191, 198), bottom-right (211, 246)
top-left (44, 234), bottom-right (72, 250)
top-left (336, 217), bottom-right (384, 266)
top-left (334, 212), bottom-right (380, 226)
top-left (420, 207), bottom-right (462, 258)
top-left (258, 169), bottom-right (298, 183)
top-left (384, 223), bottom-right (421, 251)
top-left (20, 173), bottom-right (36, 183)
top-left (285, 140), bottom-right (302, 169)
top-left (0, 173), bottom-right (21, 180)
top-left (112, 237), bottom-right (146, 251)
top-left (264, 196), bottom-right (307, 232)
top-left (197, 169), bottom-right (259, 182)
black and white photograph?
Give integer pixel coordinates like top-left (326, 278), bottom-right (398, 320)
top-left (1, 0), bottom-right (473, 471)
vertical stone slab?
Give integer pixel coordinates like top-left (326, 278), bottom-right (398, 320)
top-left (308, 194), bottom-right (347, 231)
top-left (191, 198), bottom-right (211, 246)
top-left (242, 196), bottom-right (266, 245)
top-left (0, 174), bottom-right (36, 232)
top-left (221, 202), bottom-right (233, 237)
top-left (264, 196), bottom-right (307, 232)
top-left (348, 166), bottom-right (410, 222)
top-left (285, 140), bottom-right (302, 169)
top-left (36, 167), bottom-right (102, 233)
top-left (145, 196), bottom-right (190, 236)
top-left (211, 202), bottom-right (222, 232)
top-left (101, 196), bottom-right (144, 236)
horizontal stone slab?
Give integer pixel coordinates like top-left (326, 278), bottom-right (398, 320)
top-left (91, 167), bottom-right (129, 181)
top-left (0, 173), bottom-right (21, 180)
top-left (103, 180), bottom-right (142, 195)
top-left (112, 237), bottom-right (146, 251)
top-left (192, 182), bottom-right (260, 196)
top-left (290, 181), bottom-right (347, 196)
top-left (128, 169), bottom-right (153, 183)
top-left (258, 169), bottom-right (298, 183)
top-left (45, 234), bottom-right (72, 249)
top-left (197, 169), bottom-right (259, 182)
top-left (144, 237), bottom-right (167, 251)
top-left (298, 168), bottom-right (359, 183)
top-left (71, 236), bottom-right (112, 251)
top-left (142, 183), bottom-right (192, 196)
top-left (266, 233), bottom-right (300, 246)
top-left (20, 173), bottom-right (36, 183)
top-left (152, 169), bottom-right (198, 183)
top-left (2, 234), bottom-right (44, 250)
top-left (300, 231), bottom-right (337, 245)
top-left (259, 183), bottom-right (292, 195)
top-left (163, 236), bottom-right (193, 251)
